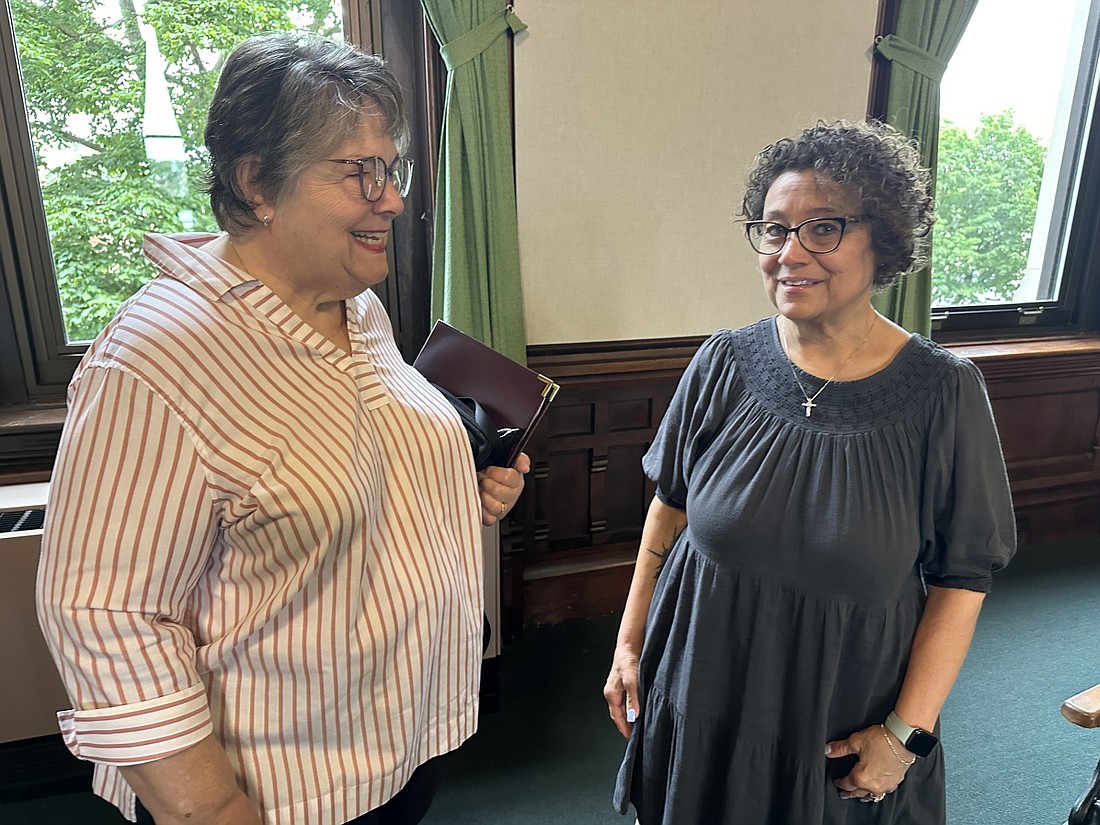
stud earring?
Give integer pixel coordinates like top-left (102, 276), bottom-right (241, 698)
top-left (262, 215), bottom-right (271, 227)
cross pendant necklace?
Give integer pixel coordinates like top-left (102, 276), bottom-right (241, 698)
top-left (778, 313), bottom-right (878, 418)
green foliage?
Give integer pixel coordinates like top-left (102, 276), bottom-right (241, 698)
top-left (11, 0), bottom-right (341, 341)
top-left (932, 111), bottom-right (1047, 307)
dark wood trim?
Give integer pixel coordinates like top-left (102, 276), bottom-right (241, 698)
top-left (0, 401), bottom-right (63, 482)
top-left (958, 336), bottom-right (1100, 543)
top-left (867, 0), bottom-right (900, 121)
top-left (0, 3), bottom-right (84, 403)
top-left (527, 336), bottom-right (704, 378)
top-left (355, 1), bottom-right (442, 361)
top-left (502, 339), bottom-right (698, 630)
top-left (949, 335), bottom-right (1100, 379)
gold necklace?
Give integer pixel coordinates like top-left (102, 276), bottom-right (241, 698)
top-left (226, 239), bottom-right (250, 274)
top-left (324, 301), bottom-right (349, 347)
top-left (778, 313), bottom-right (878, 418)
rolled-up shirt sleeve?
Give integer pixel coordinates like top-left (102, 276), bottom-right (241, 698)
top-left (37, 365), bottom-right (218, 766)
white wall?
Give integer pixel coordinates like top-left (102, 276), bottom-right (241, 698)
top-left (514, 0), bottom-right (880, 344)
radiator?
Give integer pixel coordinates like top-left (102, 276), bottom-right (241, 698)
top-left (0, 483), bottom-right (70, 744)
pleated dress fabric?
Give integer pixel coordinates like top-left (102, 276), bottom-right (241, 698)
top-left (613, 318), bottom-right (1016, 825)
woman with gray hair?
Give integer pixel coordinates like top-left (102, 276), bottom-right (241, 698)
top-left (604, 120), bottom-right (1015, 824)
top-left (38, 32), bottom-right (527, 825)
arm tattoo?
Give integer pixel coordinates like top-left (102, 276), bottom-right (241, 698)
top-left (644, 524), bottom-right (684, 579)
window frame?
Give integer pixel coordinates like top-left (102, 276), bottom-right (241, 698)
top-left (870, 0), bottom-right (1100, 343)
top-left (0, 0), bottom-right (442, 475)
top-left (0, 1), bottom-right (84, 404)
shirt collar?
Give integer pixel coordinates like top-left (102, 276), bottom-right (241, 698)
top-left (143, 232), bottom-right (256, 302)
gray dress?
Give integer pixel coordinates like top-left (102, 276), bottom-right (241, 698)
top-left (614, 318), bottom-right (1016, 824)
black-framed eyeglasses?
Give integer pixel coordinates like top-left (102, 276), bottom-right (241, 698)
top-left (325, 156), bottom-right (414, 202)
top-left (743, 216), bottom-right (869, 255)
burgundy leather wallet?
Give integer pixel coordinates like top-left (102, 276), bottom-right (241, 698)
top-left (413, 321), bottom-right (560, 467)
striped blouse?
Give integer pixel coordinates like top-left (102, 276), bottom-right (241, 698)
top-left (36, 232), bottom-right (484, 824)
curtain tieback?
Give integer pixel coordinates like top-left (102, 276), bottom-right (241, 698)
top-left (874, 34), bottom-right (949, 82)
top-left (439, 5), bottom-right (528, 70)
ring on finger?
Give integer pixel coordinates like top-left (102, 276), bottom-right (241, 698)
top-left (499, 502), bottom-right (507, 515)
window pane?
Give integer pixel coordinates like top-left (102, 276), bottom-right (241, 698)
top-left (934, 0), bottom-right (1097, 310)
top-left (10, 0), bottom-right (344, 343)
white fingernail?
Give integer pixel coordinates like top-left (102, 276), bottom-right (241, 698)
top-left (626, 708), bottom-right (637, 724)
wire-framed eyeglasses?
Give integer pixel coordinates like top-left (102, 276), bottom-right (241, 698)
top-left (325, 156), bottom-right (414, 202)
top-left (743, 216), bottom-right (869, 255)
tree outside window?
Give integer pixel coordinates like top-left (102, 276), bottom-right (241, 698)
top-left (11, 0), bottom-right (342, 343)
top-left (932, 112), bottom-right (1046, 307)
top-left (932, 0), bottom-right (1093, 316)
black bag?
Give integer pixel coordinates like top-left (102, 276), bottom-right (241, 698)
top-left (433, 384), bottom-right (521, 472)
top-left (1069, 757), bottom-right (1100, 825)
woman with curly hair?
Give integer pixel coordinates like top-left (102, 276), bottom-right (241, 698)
top-left (604, 120), bottom-right (1015, 824)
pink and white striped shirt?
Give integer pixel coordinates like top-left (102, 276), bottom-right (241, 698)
top-left (37, 232), bottom-right (484, 824)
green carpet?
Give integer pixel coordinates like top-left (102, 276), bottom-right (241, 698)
top-left (422, 614), bottom-right (626, 825)
top-left (2, 537), bottom-right (1098, 824)
top-left (941, 536), bottom-right (1100, 824)
top-left (423, 536), bottom-right (1100, 825)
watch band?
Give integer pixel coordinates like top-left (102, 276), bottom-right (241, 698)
top-left (884, 711), bottom-right (917, 744)
top-left (884, 710), bottom-right (938, 758)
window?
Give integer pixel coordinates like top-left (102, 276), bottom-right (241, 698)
top-left (0, 1), bottom-right (441, 473)
top-left (929, 0), bottom-right (1100, 336)
top-left (0, 3), bottom-right (439, 385)
top-left (13, 0), bottom-right (347, 346)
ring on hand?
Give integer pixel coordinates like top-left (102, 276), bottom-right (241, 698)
top-left (499, 502), bottom-right (507, 515)
top-left (871, 793), bottom-right (886, 803)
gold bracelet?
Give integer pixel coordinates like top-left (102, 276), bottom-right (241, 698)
top-left (880, 724), bottom-right (917, 766)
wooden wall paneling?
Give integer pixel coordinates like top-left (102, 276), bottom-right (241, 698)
top-left (502, 339), bottom-right (696, 630)
top-left (990, 380), bottom-right (1099, 481)
top-left (958, 336), bottom-right (1100, 544)
top-left (504, 335), bottom-right (1100, 629)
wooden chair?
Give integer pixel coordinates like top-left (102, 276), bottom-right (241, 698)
top-left (1064, 684), bottom-right (1100, 825)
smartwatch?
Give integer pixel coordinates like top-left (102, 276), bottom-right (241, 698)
top-left (884, 711), bottom-right (939, 758)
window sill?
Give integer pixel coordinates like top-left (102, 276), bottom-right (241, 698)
top-left (0, 398), bottom-right (66, 483)
top-left (946, 332), bottom-right (1100, 356)
top-left (945, 333), bottom-right (1100, 380)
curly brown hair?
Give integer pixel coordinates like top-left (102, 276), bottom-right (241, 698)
top-left (740, 120), bottom-right (934, 287)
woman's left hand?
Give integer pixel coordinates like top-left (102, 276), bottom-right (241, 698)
top-left (478, 452), bottom-right (530, 526)
top-left (827, 724), bottom-right (914, 803)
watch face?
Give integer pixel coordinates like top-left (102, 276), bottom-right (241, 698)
top-left (906, 728), bottom-right (939, 758)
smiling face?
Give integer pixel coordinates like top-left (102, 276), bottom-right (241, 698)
top-left (759, 169), bottom-right (877, 329)
top-left (254, 115), bottom-right (405, 303)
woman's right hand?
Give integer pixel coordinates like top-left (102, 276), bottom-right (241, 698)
top-left (604, 499), bottom-right (685, 739)
top-left (604, 642), bottom-right (642, 739)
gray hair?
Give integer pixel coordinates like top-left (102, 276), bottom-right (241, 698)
top-left (204, 32), bottom-right (410, 234)
top-left (740, 120), bottom-right (934, 287)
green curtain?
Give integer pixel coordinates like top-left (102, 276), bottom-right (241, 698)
top-left (421, 2), bottom-right (528, 363)
top-left (871, 0), bottom-right (978, 335)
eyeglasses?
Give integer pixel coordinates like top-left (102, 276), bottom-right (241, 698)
top-left (325, 156), bottom-right (414, 202)
top-left (743, 216), bottom-right (868, 255)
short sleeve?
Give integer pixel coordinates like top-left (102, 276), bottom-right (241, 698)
top-left (642, 331), bottom-right (740, 509)
top-left (920, 358), bottom-right (1016, 592)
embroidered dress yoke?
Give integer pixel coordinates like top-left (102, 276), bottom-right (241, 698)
top-left (37, 233), bottom-right (484, 825)
top-left (614, 318), bottom-right (1015, 824)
